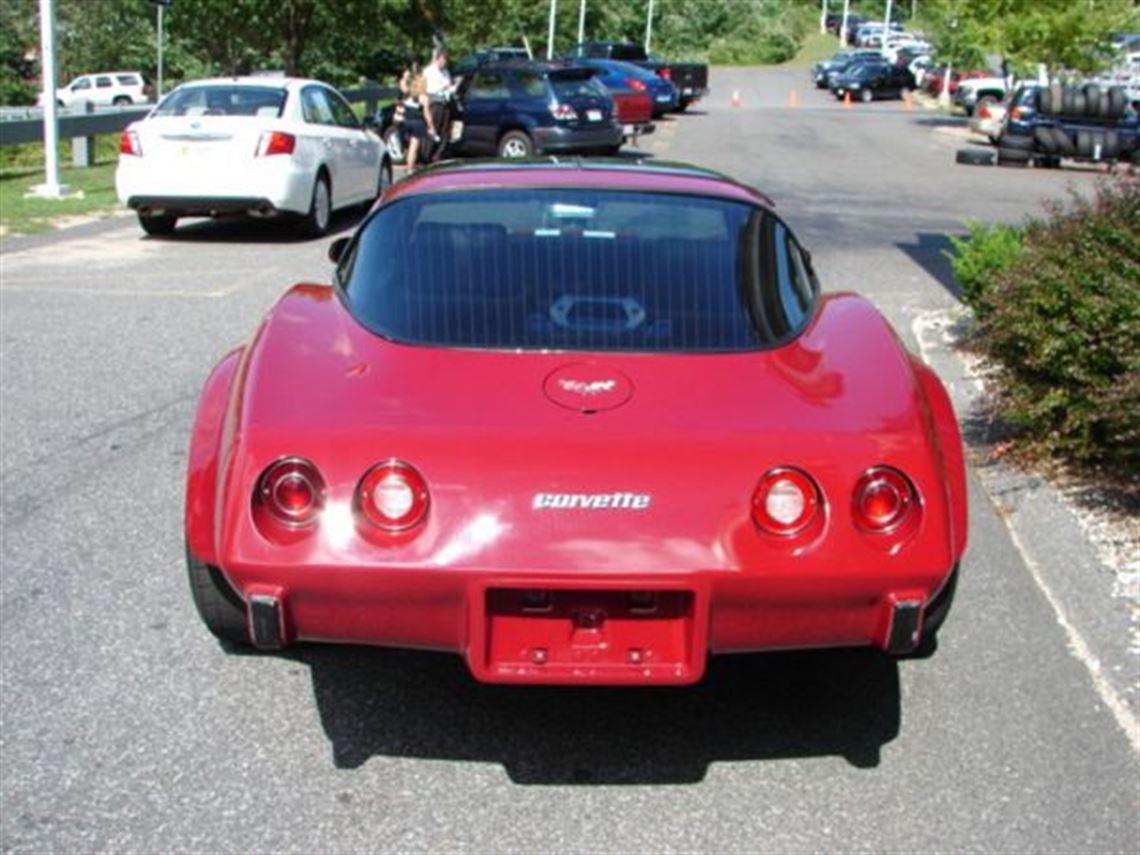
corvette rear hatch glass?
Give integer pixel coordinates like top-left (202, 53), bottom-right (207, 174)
top-left (339, 188), bottom-right (817, 353)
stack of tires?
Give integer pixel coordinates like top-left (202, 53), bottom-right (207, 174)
top-left (998, 83), bottom-right (1135, 167)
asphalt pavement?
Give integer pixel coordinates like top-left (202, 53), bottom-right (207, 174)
top-left (1, 66), bottom-right (1137, 854)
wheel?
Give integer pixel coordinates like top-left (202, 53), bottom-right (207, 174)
top-left (301, 173), bottom-right (332, 237)
top-left (1076, 130), bottom-right (1093, 159)
top-left (1048, 82), bottom-right (1064, 115)
top-left (1062, 86), bottom-right (1077, 116)
top-left (112, 95), bottom-right (131, 106)
top-left (1082, 83), bottom-right (1101, 115)
top-left (497, 130), bottom-right (534, 158)
top-left (997, 146), bottom-right (1031, 166)
top-left (1000, 134), bottom-right (1034, 151)
top-left (1034, 127), bottom-right (1058, 152)
top-left (1096, 92), bottom-right (1111, 119)
top-left (1052, 127), bottom-right (1076, 156)
top-left (138, 213), bottom-right (176, 236)
top-left (186, 546), bottom-right (249, 645)
top-left (675, 98), bottom-right (692, 113)
top-left (1108, 87), bottom-right (1127, 119)
top-left (1103, 129), bottom-right (1120, 159)
top-left (956, 147), bottom-right (995, 166)
top-left (382, 125), bottom-right (405, 165)
top-left (1072, 92), bottom-right (1087, 118)
top-left (860, 87), bottom-right (873, 103)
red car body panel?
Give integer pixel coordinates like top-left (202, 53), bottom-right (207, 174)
top-left (185, 163), bottom-right (967, 685)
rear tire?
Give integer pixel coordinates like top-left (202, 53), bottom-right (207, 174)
top-left (999, 134), bottom-right (1033, 151)
top-left (301, 173), bottom-right (332, 238)
top-left (497, 130), bottom-right (534, 158)
top-left (860, 88), bottom-right (873, 103)
top-left (186, 546), bottom-right (249, 645)
top-left (138, 213), bottom-right (177, 236)
top-left (112, 95), bottom-right (131, 106)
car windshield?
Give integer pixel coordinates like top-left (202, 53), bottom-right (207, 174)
top-left (550, 72), bottom-right (606, 99)
top-left (339, 187), bottom-right (818, 353)
top-left (153, 85), bottom-right (286, 117)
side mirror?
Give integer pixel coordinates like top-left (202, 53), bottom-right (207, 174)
top-left (328, 236), bottom-right (350, 264)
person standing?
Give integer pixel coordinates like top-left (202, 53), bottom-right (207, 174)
top-left (424, 47), bottom-right (456, 157)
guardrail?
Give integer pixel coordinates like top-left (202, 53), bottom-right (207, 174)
top-left (0, 83), bottom-right (397, 165)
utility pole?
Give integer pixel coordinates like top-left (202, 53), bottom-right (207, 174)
top-left (547, 0), bottom-right (557, 59)
top-left (839, 0), bottom-right (850, 47)
top-left (645, 0), bottom-right (655, 53)
top-left (29, 0), bottom-right (70, 198)
top-left (882, 0), bottom-right (893, 50)
top-left (577, 0), bottom-right (586, 46)
top-left (151, 0), bottom-right (173, 97)
top-left (821, 0), bottom-right (828, 35)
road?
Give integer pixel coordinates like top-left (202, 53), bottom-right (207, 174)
top-left (2, 66), bottom-right (1137, 854)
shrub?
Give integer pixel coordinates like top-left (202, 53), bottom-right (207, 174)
top-left (946, 222), bottom-right (1024, 317)
top-left (953, 177), bottom-right (1140, 469)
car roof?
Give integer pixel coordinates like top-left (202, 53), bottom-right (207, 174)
top-left (383, 159), bottom-right (773, 208)
top-left (171, 76), bottom-right (326, 91)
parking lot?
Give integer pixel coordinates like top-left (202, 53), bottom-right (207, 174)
top-left (2, 65), bottom-right (1137, 853)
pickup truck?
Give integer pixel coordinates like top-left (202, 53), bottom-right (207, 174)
top-left (567, 42), bottom-right (708, 111)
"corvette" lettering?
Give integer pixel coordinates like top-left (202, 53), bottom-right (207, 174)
top-left (532, 492), bottom-right (651, 510)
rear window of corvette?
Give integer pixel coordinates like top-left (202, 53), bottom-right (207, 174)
top-left (339, 188), bottom-right (818, 353)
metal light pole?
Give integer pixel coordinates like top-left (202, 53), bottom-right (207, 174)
top-left (547, 0), bottom-right (557, 59)
top-left (839, 0), bottom-right (850, 47)
top-left (30, 0), bottom-right (69, 198)
top-left (821, 0), bottom-right (828, 35)
top-left (157, 3), bottom-right (164, 97)
top-left (882, 0), bottom-right (893, 51)
top-left (645, 0), bottom-right (655, 53)
top-left (577, 0), bottom-right (586, 46)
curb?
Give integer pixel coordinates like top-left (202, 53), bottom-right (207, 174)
top-left (913, 308), bottom-right (1140, 751)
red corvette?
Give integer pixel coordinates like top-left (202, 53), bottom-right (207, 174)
top-left (186, 160), bottom-right (967, 685)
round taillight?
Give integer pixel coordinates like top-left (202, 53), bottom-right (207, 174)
top-left (257, 458), bottom-right (325, 526)
top-left (853, 467), bottom-right (917, 533)
top-left (357, 460), bottom-right (429, 532)
top-left (752, 467), bottom-right (821, 536)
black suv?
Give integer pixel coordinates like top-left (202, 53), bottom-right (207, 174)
top-left (451, 61), bottom-right (622, 158)
top-left (830, 61), bottom-right (912, 102)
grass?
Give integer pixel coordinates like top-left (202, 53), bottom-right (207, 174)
top-left (0, 137), bottom-right (124, 236)
top-left (782, 31), bottom-right (844, 67)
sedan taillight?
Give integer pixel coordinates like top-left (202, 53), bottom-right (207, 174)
top-left (356, 460), bottom-right (430, 532)
top-left (752, 467), bottom-right (821, 537)
top-left (256, 130), bottom-right (296, 157)
top-left (627, 78), bottom-right (647, 92)
top-left (119, 130), bottom-right (142, 156)
top-left (551, 103), bottom-right (578, 121)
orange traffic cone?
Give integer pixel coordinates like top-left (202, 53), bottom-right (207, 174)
top-left (843, 91), bottom-right (852, 108)
top-left (788, 89), bottom-right (799, 108)
top-left (730, 90), bottom-right (742, 108)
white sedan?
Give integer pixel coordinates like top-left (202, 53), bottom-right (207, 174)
top-left (116, 77), bottom-right (391, 237)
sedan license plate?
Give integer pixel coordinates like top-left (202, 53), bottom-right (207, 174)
top-left (586, 109), bottom-right (603, 121)
top-left (682, 87), bottom-right (694, 95)
top-left (656, 94), bottom-right (671, 102)
top-left (622, 123), bottom-right (635, 135)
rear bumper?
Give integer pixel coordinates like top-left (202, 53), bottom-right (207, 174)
top-left (126, 195), bottom-right (280, 218)
top-left (532, 123), bottom-right (624, 153)
top-left (213, 557), bottom-right (956, 685)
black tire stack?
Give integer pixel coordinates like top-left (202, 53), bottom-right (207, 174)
top-left (1024, 83), bottom-right (1134, 164)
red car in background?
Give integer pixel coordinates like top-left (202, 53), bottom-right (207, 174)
top-left (186, 160), bottom-right (967, 685)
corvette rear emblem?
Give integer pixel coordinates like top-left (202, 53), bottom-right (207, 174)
top-left (533, 492), bottom-right (651, 510)
top-left (558, 379), bottom-right (617, 396)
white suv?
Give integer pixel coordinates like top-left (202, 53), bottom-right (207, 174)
top-left (45, 72), bottom-right (150, 108)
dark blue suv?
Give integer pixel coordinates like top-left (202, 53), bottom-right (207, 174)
top-left (452, 61), bottom-right (623, 158)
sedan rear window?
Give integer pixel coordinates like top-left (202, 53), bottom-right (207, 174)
top-left (339, 188), bottom-right (817, 353)
top-left (153, 86), bottom-right (286, 117)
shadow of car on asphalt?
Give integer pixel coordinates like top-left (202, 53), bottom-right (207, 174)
top-left (141, 207), bottom-right (363, 244)
top-left (288, 645), bottom-right (900, 783)
top-left (896, 232), bottom-right (963, 301)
